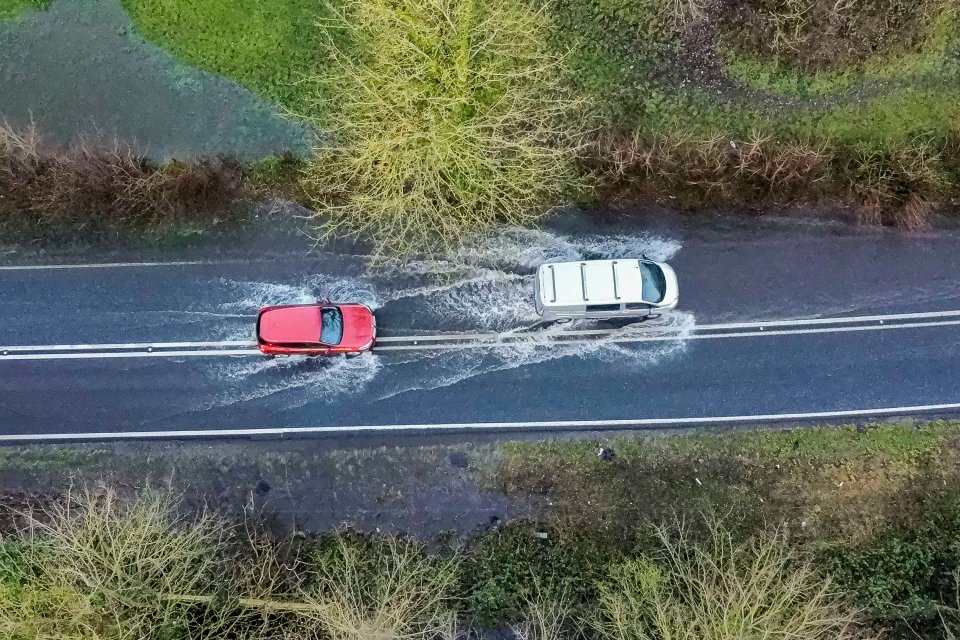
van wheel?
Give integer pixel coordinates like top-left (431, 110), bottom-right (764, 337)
top-left (346, 352), bottom-right (360, 358)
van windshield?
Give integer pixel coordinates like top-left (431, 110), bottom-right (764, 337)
top-left (639, 263), bottom-right (666, 303)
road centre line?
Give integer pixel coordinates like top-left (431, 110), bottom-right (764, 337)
top-left (3, 317), bottom-right (960, 360)
top-left (0, 340), bottom-right (254, 352)
top-left (5, 308), bottom-right (960, 354)
top-left (1, 402), bottom-right (959, 442)
top-left (375, 308), bottom-right (960, 342)
top-left (373, 318), bottom-right (960, 351)
top-left (0, 349), bottom-right (264, 361)
top-left (0, 260), bottom-right (211, 271)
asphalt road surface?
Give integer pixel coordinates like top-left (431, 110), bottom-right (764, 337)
top-left (2, 213), bottom-right (960, 441)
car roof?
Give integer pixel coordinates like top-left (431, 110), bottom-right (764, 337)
top-left (538, 260), bottom-right (647, 307)
top-left (258, 305), bottom-right (322, 344)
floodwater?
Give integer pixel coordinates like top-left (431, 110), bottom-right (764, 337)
top-left (0, 0), bottom-right (311, 159)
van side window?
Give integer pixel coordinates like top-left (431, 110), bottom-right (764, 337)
top-left (586, 303), bottom-right (620, 312)
top-left (624, 302), bottom-right (651, 310)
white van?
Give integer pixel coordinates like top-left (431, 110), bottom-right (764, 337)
top-left (534, 259), bottom-right (679, 322)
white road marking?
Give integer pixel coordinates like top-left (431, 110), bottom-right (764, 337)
top-left (0, 260), bottom-right (211, 271)
top-left (669, 309), bottom-right (960, 331)
top-left (0, 349), bottom-right (263, 361)
top-left (5, 308), bottom-right (960, 354)
top-left (0, 340), bottom-right (255, 352)
top-left (374, 319), bottom-right (960, 351)
top-left (2, 317), bottom-right (959, 360)
top-left (2, 309), bottom-right (960, 360)
top-left (0, 402), bottom-right (958, 442)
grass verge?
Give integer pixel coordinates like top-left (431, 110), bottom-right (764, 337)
top-left (118, 0), bottom-right (324, 111)
top-left (493, 420), bottom-right (960, 636)
top-left (0, 0), bottom-right (48, 20)
top-left (0, 486), bottom-right (862, 639)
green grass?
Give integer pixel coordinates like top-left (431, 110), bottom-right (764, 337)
top-left (110, 0), bottom-right (960, 245)
top-left (722, 47), bottom-right (960, 97)
top-left (494, 421), bottom-right (960, 636)
top-left (630, 84), bottom-right (960, 154)
top-left (717, 5), bottom-right (959, 98)
top-left (120, 0), bottom-right (325, 110)
top-left (0, 0), bottom-right (49, 19)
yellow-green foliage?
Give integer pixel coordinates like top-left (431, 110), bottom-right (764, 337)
top-left (300, 0), bottom-right (588, 255)
top-left (0, 489), bottom-right (223, 640)
top-left (597, 523), bottom-right (857, 640)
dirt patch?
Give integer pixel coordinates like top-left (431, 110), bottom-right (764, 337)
top-left (0, 0), bottom-right (311, 159)
top-left (655, 0), bottom-right (959, 111)
top-left (0, 440), bottom-right (530, 538)
top-left (725, 0), bottom-right (947, 72)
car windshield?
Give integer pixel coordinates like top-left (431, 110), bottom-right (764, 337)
top-left (639, 262), bottom-right (666, 303)
top-left (320, 307), bottom-right (344, 345)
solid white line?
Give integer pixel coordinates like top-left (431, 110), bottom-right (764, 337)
top-left (690, 309), bottom-right (960, 331)
top-left (371, 308), bottom-right (960, 343)
top-left (1, 402), bottom-right (958, 442)
top-left (374, 319), bottom-right (960, 351)
top-left (0, 340), bottom-right (255, 352)
top-left (0, 349), bottom-right (263, 361)
top-left (5, 309), bottom-right (960, 354)
top-left (0, 260), bottom-right (212, 271)
top-left (4, 317), bottom-right (960, 360)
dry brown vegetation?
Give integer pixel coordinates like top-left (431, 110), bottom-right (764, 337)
top-left (0, 122), bottom-right (246, 242)
top-left (727, 0), bottom-right (953, 70)
top-left (588, 130), bottom-right (956, 228)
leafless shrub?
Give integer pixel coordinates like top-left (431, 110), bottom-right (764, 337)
top-left (297, 535), bottom-right (460, 640)
top-left (663, 0), bottom-right (709, 29)
top-left (846, 139), bottom-right (944, 228)
top-left (300, 0), bottom-right (588, 257)
top-left (0, 121), bottom-right (246, 242)
top-left (595, 520), bottom-right (859, 640)
top-left (0, 488), bottom-right (229, 640)
top-left (512, 587), bottom-right (573, 640)
top-left (589, 130), bottom-right (831, 201)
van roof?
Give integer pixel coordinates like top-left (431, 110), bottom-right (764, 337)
top-left (538, 260), bottom-right (647, 307)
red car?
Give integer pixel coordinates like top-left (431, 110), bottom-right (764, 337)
top-left (256, 302), bottom-right (376, 355)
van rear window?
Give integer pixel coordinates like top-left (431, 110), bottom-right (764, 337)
top-left (639, 263), bottom-right (666, 303)
top-left (586, 303), bottom-right (620, 312)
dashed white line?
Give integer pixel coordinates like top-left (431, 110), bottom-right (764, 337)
top-left (1, 402), bottom-right (958, 442)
